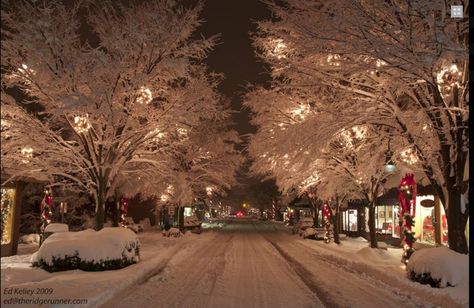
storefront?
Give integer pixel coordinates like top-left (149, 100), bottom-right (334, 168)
top-left (340, 199), bottom-right (366, 237)
top-left (373, 185), bottom-right (449, 247)
top-left (1, 182), bottom-right (25, 257)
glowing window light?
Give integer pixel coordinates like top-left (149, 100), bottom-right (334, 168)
top-left (73, 115), bottom-right (91, 133)
top-left (137, 87), bottom-right (153, 104)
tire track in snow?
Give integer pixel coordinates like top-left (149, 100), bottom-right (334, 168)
top-left (265, 235), bottom-right (435, 308)
top-left (265, 237), bottom-right (336, 308)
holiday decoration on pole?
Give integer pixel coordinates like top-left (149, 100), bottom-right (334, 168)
top-left (40, 188), bottom-right (53, 232)
top-left (399, 173), bottom-right (417, 265)
top-left (323, 201), bottom-right (331, 243)
top-left (120, 197), bottom-right (129, 227)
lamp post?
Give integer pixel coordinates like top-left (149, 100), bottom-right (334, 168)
top-left (384, 140), bottom-right (396, 174)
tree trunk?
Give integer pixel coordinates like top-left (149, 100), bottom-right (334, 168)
top-left (112, 198), bottom-right (119, 227)
top-left (367, 203), bottom-right (377, 248)
top-left (446, 189), bottom-right (469, 253)
top-left (333, 199), bottom-right (341, 244)
top-left (95, 177), bottom-right (106, 230)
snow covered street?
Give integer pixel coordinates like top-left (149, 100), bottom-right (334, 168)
top-left (102, 219), bottom-right (467, 308)
top-left (1, 219), bottom-right (468, 308)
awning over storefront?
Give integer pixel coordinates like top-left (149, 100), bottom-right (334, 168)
top-left (377, 184), bottom-right (436, 205)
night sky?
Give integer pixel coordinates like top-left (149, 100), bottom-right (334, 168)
top-left (195, 0), bottom-right (279, 209)
top-left (197, 0), bottom-right (272, 139)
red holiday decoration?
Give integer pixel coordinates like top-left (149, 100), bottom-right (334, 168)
top-left (399, 173), bottom-right (417, 264)
top-left (120, 197), bottom-right (129, 227)
top-left (40, 189), bottom-right (53, 225)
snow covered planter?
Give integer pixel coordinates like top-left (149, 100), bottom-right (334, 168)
top-left (31, 228), bottom-right (140, 272)
top-left (406, 247), bottom-right (468, 288)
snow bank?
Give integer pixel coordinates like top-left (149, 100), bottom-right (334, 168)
top-left (139, 218), bottom-right (152, 230)
top-left (162, 227), bottom-right (182, 237)
top-left (19, 233), bottom-right (40, 244)
top-left (407, 247), bottom-right (469, 288)
top-left (31, 227), bottom-right (140, 271)
top-left (44, 223), bottom-right (69, 233)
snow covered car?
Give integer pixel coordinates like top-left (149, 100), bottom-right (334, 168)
top-left (124, 217), bottom-right (143, 233)
top-left (292, 218), bottom-right (314, 235)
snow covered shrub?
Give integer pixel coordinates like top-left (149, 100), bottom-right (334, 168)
top-left (162, 227), bottom-right (182, 237)
top-left (19, 233), bottom-right (40, 244)
top-left (32, 228), bottom-right (140, 272)
top-left (407, 247), bottom-right (468, 288)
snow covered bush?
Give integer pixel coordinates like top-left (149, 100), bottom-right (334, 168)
top-left (162, 227), bottom-right (182, 238)
top-left (32, 228), bottom-right (139, 272)
top-left (19, 233), bottom-right (40, 244)
top-left (407, 247), bottom-right (469, 288)
top-left (139, 218), bottom-right (152, 230)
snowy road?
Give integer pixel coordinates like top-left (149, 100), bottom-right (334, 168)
top-left (102, 220), bottom-right (438, 308)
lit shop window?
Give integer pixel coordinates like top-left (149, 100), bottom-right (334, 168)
top-left (375, 205), bottom-right (395, 235)
top-left (1, 188), bottom-right (16, 245)
top-left (343, 209), bottom-right (358, 232)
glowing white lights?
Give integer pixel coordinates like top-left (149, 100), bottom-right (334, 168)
top-left (73, 115), bottom-right (91, 133)
top-left (206, 186), bottom-right (213, 196)
top-left (17, 63), bottom-right (35, 75)
top-left (177, 127), bottom-right (188, 137)
top-left (161, 184), bottom-right (174, 202)
top-left (21, 146), bottom-right (33, 163)
top-left (137, 87), bottom-right (153, 104)
top-left (269, 38), bottom-right (288, 59)
top-left (290, 104), bottom-right (310, 121)
top-left (326, 54), bottom-right (341, 66)
top-left (437, 64), bottom-right (463, 94)
top-left (400, 148), bottom-right (418, 165)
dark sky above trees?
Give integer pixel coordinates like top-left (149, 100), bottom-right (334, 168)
top-left (194, 0), bottom-right (280, 209)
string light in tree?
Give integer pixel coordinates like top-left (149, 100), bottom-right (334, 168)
top-left (400, 148), bottom-right (418, 165)
top-left (21, 146), bottom-right (33, 163)
top-left (137, 87), bottom-right (153, 104)
top-left (73, 115), bottom-right (91, 133)
top-left (437, 64), bottom-right (463, 95)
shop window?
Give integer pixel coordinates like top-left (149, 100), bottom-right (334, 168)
top-left (392, 206), bottom-right (401, 238)
top-left (419, 206), bottom-right (436, 245)
top-left (374, 205), bottom-right (396, 235)
top-left (343, 209), bottom-right (358, 232)
top-left (440, 205), bottom-right (448, 246)
top-left (1, 188), bottom-right (16, 245)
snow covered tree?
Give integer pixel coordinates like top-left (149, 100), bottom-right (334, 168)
top-left (252, 0), bottom-right (469, 253)
top-left (1, 0), bottom-right (226, 230)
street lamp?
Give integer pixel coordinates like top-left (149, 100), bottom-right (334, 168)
top-left (385, 141), bottom-right (396, 173)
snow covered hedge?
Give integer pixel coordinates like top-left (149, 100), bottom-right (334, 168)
top-left (407, 247), bottom-right (469, 288)
top-left (32, 228), bottom-right (140, 272)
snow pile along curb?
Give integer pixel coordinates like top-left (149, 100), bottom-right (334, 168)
top-left (407, 247), bottom-right (469, 288)
top-left (32, 227), bottom-right (139, 272)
